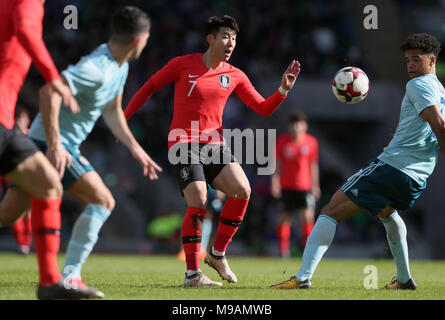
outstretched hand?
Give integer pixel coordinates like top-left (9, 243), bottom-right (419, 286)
top-left (281, 60), bottom-right (301, 91)
top-left (131, 146), bottom-right (163, 180)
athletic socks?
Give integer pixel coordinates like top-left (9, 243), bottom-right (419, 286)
top-left (213, 198), bottom-right (249, 254)
top-left (181, 207), bottom-right (206, 271)
top-left (380, 212), bottom-right (412, 283)
top-left (63, 204), bottom-right (111, 279)
top-left (31, 198), bottom-right (62, 286)
top-left (296, 214), bottom-right (337, 281)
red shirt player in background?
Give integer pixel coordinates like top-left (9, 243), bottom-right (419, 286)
top-left (0, 0), bottom-right (98, 299)
top-left (271, 111), bottom-right (320, 257)
top-left (125, 15), bottom-right (301, 287)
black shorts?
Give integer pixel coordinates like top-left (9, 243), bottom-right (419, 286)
top-left (281, 189), bottom-right (316, 211)
top-left (0, 124), bottom-right (39, 175)
top-left (170, 143), bottom-right (237, 192)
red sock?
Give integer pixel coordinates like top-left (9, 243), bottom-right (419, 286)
top-left (301, 221), bottom-right (314, 248)
top-left (11, 217), bottom-right (26, 246)
top-left (276, 222), bottom-right (291, 256)
top-left (181, 207), bottom-right (206, 271)
top-left (213, 198), bottom-right (249, 253)
top-left (31, 198), bottom-right (62, 285)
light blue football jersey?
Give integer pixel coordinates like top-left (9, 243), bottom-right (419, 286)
top-left (378, 74), bottom-right (445, 185)
top-left (28, 43), bottom-right (129, 149)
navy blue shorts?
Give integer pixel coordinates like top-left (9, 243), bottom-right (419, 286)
top-left (32, 139), bottom-right (94, 189)
top-left (341, 159), bottom-right (426, 215)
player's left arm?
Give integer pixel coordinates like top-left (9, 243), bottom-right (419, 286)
top-left (235, 60), bottom-right (301, 117)
top-left (102, 95), bottom-right (163, 180)
top-left (420, 105), bottom-right (445, 156)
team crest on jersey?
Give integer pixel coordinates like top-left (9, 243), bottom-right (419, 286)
top-left (219, 74), bottom-right (230, 88)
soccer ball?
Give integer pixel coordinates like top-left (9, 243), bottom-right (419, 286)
top-left (331, 67), bottom-right (370, 104)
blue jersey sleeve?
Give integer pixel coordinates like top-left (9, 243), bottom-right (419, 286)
top-left (62, 57), bottom-right (104, 96)
top-left (406, 77), bottom-right (439, 114)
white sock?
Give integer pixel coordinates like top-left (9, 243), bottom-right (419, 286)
top-left (186, 269), bottom-right (200, 277)
top-left (212, 246), bottom-right (225, 257)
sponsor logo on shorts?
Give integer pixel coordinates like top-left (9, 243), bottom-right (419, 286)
top-left (350, 189), bottom-right (359, 197)
top-left (180, 167), bottom-right (190, 180)
top-left (78, 156), bottom-right (90, 166)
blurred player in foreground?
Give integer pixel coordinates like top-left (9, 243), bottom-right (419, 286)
top-left (125, 15), bottom-right (300, 287)
top-left (271, 33), bottom-right (443, 290)
top-left (271, 111), bottom-right (320, 257)
top-left (0, 0), bottom-right (98, 299)
top-left (2, 6), bottom-right (161, 298)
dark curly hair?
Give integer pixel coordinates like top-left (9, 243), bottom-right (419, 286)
top-left (205, 15), bottom-right (240, 36)
top-left (400, 33), bottom-right (442, 57)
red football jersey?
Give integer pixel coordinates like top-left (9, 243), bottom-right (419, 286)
top-left (0, 0), bottom-right (60, 129)
top-left (276, 133), bottom-right (318, 191)
top-left (124, 53), bottom-right (286, 148)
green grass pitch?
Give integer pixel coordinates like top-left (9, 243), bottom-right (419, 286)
top-left (0, 253), bottom-right (444, 300)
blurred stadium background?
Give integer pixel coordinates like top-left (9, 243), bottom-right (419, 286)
top-left (1, 0), bottom-right (445, 259)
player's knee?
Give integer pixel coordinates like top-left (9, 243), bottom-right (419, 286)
top-left (39, 178), bottom-right (63, 199)
top-left (94, 193), bottom-right (115, 211)
top-left (188, 193), bottom-right (207, 208)
top-left (235, 184), bottom-right (251, 199)
top-left (319, 205), bottom-right (340, 222)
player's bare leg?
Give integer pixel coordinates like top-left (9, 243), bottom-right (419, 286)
top-left (205, 163), bottom-right (250, 283)
top-left (4, 152), bottom-right (98, 298)
top-left (0, 186), bottom-right (32, 226)
top-left (271, 189), bottom-right (361, 289)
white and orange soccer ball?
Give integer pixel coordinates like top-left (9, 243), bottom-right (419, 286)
top-left (331, 67), bottom-right (370, 104)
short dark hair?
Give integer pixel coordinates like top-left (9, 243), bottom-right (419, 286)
top-left (288, 111), bottom-right (307, 124)
top-left (400, 33), bottom-right (442, 57)
top-left (110, 6), bottom-right (151, 44)
top-left (205, 15), bottom-right (240, 36)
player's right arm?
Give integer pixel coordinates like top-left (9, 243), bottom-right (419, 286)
top-left (39, 77), bottom-right (72, 178)
top-left (13, 0), bottom-right (79, 113)
top-left (407, 78), bottom-right (445, 156)
top-left (420, 106), bottom-right (445, 156)
top-left (124, 57), bottom-right (181, 120)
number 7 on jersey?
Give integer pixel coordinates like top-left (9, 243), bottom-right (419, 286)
top-left (188, 80), bottom-right (197, 97)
